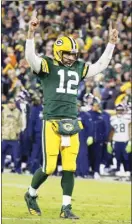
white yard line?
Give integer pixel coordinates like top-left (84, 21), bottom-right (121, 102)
top-left (2, 173), bottom-right (131, 184)
top-left (3, 200), bottom-right (130, 208)
top-left (2, 217), bottom-right (131, 223)
top-left (2, 183), bottom-right (130, 200)
top-left (2, 183), bottom-right (27, 189)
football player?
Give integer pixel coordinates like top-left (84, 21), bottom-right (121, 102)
top-left (24, 11), bottom-right (118, 219)
top-left (108, 104), bottom-right (131, 177)
top-left (28, 97), bottom-right (43, 174)
top-left (87, 97), bottom-right (107, 179)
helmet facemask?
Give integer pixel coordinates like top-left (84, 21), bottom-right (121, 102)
top-left (57, 51), bottom-right (79, 67)
top-left (116, 109), bottom-right (125, 117)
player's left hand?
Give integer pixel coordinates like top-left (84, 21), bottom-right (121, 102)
top-left (109, 21), bottom-right (119, 44)
top-left (125, 141), bottom-right (131, 153)
top-left (107, 142), bottom-right (113, 154)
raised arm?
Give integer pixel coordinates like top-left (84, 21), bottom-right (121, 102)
top-left (25, 11), bottom-right (42, 74)
top-left (86, 21), bottom-right (119, 78)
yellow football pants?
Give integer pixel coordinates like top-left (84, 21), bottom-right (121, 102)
top-left (42, 120), bottom-right (79, 175)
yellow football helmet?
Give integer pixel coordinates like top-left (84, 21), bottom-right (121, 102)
top-left (53, 36), bottom-right (79, 66)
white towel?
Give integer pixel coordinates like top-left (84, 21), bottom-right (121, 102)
top-left (61, 135), bottom-right (71, 147)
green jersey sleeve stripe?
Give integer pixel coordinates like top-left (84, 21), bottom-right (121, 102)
top-left (82, 64), bottom-right (89, 78)
top-left (42, 59), bottom-right (49, 73)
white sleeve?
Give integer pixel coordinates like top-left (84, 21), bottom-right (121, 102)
top-left (25, 38), bottom-right (42, 74)
top-left (86, 43), bottom-right (115, 78)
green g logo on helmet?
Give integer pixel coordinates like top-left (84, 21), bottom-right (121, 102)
top-left (55, 39), bottom-right (63, 46)
top-left (63, 123), bottom-right (74, 132)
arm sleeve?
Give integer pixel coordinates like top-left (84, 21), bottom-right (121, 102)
top-left (86, 43), bottom-right (115, 78)
top-left (25, 38), bottom-right (42, 74)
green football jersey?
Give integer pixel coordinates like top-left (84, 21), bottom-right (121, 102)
top-left (37, 56), bottom-right (89, 120)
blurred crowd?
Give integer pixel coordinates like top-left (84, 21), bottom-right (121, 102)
top-left (1, 1), bottom-right (131, 179)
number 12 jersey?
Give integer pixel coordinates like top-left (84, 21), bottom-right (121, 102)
top-left (36, 56), bottom-right (89, 120)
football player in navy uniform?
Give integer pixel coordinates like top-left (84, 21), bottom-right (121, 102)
top-left (87, 97), bottom-right (107, 179)
top-left (28, 98), bottom-right (43, 174)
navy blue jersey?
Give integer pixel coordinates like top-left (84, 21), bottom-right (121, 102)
top-left (78, 111), bottom-right (93, 139)
top-left (88, 110), bottom-right (107, 142)
top-left (28, 104), bottom-right (43, 138)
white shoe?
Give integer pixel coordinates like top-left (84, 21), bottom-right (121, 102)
top-left (125, 171), bottom-right (130, 177)
top-left (124, 177), bottom-right (131, 181)
top-left (25, 170), bottom-right (31, 175)
top-left (115, 171), bottom-right (122, 177)
top-left (94, 172), bottom-right (101, 180)
top-left (103, 170), bottom-right (110, 176)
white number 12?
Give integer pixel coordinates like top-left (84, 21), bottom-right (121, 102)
top-left (56, 69), bottom-right (79, 95)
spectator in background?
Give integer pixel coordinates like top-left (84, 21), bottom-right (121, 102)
top-left (2, 1), bottom-right (131, 108)
top-left (45, 40), bottom-right (54, 58)
top-left (101, 78), bottom-right (120, 109)
top-left (2, 94), bottom-right (7, 105)
top-left (92, 73), bottom-right (105, 99)
top-left (16, 90), bottom-right (31, 172)
top-left (2, 99), bottom-right (22, 173)
top-left (78, 79), bottom-right (94, 103)
top-left (113, 63), bottom-right (123, 78)
top-left (72, 30), bottom-right (84, 50)
top-left (7, 69), bottom-right (23, 98)
top-left (17, 66), bottom-right (28, 86)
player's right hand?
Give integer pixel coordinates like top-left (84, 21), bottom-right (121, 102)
top-left (87, 136), bottom-right (94, 146)
top-left (29, 10), bottom-right (39, 32)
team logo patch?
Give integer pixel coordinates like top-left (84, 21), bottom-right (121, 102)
top-left (56, 39), bottom-right (63, 46)
top-left (63, 123), bottom-right (74, 132)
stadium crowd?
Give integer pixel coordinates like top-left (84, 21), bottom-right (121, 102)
top-left (1, 1), bottom-right (131, 179)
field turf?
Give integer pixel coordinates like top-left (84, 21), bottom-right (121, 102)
top-left (2, 173), bottom-right (131, 224)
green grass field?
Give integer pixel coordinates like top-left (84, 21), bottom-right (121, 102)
top-left (2, 173), bottom-right (131, 224)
